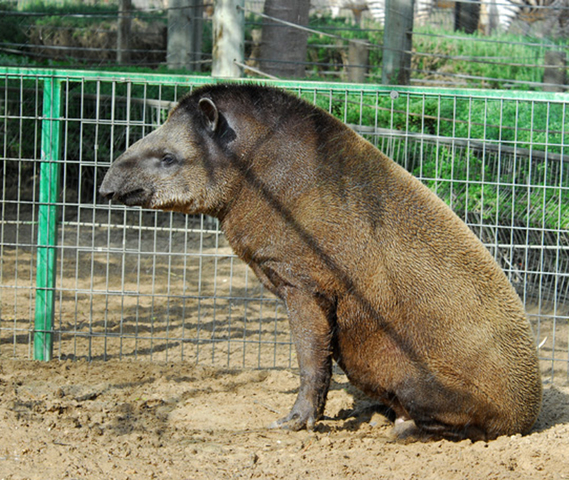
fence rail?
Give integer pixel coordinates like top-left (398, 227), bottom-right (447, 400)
top-left (1, 67), bottom-right (568, 384)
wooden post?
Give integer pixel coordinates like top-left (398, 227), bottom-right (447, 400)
top-left (488, 0), bottom-right (499, 34)
top-left (347, 41), bottom-right (368, 83)
top-left (382, 0), bottom-right (415, 85)
top-left (212, 0), bottom-right (244, 78)
top-left (167, 0), bottom-right (203, 71)
top-left (479, 0), bottom-right (499, 35)
top-left (117, 0), bottom-right (132, 65)
top-left (543, 51), bottom-right (567, 92)
top-left (258, 0), bottom-right (311, 79)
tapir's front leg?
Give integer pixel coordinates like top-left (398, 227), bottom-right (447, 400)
top-left (271, 286), bottom-right (334, 431)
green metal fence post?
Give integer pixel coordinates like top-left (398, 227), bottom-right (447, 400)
top-left (34, 76), bottom-right (62, 361)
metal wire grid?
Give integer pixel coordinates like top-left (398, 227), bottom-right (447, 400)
top-left (0, 72), bottom-right (568, 383)
top-left (2, 1), bottom-right (567, 89)
top-left (0, 74), bottom-right (294, 369)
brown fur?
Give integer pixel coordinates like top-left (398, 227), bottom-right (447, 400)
top-left (100, 84), bottom-right (542, 441)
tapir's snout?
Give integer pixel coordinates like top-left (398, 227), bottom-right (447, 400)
top-left (99, 156), bottom-right (154, 207)
top-left (100, 175), bottom-right (152, 207)
top-left (99, 124), bottom-right (175, 207)
top-left (99, 166), bottom-right (121, 202)
top-left (98, 180), bottom-right (115, 201)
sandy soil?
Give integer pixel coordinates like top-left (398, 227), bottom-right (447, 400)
top-left (1, 359), bottom-right (569, 480)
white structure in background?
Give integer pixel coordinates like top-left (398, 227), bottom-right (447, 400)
top-left (131, 0), bottom-right (567, 34)
top-left (365, 0), bottom-right (435, 26)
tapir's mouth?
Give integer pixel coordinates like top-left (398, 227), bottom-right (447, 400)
top-left (116, 188), bottom-right (151, 207)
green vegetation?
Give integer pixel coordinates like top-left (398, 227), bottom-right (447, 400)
top-left (411, 26), bottom-right (553, 89)
top-left (0, 0), bottom-right (121, 47)
top-left (305, 16), bottom-right (384, 80)
top-left (0, 0), bottom-right (164, 69)
top-left (0, 2), bottom-right (28, 46)
top-left (415, 143), bottom-right (569, 230)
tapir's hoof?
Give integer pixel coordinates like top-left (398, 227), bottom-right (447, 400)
top-left (269, 410), bottom-right (317, 431)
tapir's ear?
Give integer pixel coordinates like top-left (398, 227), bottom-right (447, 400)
top-left (198, 97), bottom-right (219, 132)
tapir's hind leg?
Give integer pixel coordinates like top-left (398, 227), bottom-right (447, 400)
top-left (393, 380), bottom-right (496, 442)
top-left (334, 334), bottom-right (494, 441)
top-left (385, 393), bottom-right (489, 442)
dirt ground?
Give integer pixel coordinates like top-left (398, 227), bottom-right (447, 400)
top-left (2, 213), bottom-right (569, 479)
top-left (0, 359), bottom-right (568, 480)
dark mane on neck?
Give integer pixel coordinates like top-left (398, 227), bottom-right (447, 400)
top-left (176, 83), bottom-right (328, 126)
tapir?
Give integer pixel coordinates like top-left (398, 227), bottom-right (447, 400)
top-left (100, 84), bottom-right (542, 441)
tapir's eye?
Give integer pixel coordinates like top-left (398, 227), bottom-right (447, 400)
top-left (161, 153), bottom-right (178, 166)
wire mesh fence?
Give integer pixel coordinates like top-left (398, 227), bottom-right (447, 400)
top-left (0, 1), bottom-right (567, 89)
top-left (0, 68), bottom-right (568, 384)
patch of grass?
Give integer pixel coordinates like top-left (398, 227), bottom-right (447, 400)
top-left (411, 25), bottom-right (557, 89)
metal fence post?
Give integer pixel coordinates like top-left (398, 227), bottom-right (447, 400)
top-left (34, 76), bottom-right (62, 361)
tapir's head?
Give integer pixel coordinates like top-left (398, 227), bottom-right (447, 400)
top-left (100, 84), bottom-right (335, 217)
top-left (99, 86), bottom-right (249, 217)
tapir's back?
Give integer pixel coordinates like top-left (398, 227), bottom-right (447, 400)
top-left (323, 138), bottom-right (543, 439)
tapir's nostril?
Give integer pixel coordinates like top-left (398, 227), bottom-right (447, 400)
top-left (99, 187), bottom-right (115, 201)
